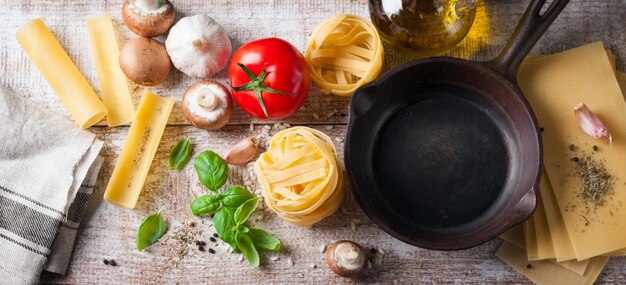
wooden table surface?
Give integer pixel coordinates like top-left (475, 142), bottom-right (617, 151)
top-left (2, 0), bottom-right (626, 284)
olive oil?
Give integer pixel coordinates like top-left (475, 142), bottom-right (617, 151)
top-left (369, 0), bottom-right (476, 56)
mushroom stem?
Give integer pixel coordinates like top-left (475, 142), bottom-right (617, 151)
top-left (135, 0), bottom-right (161, 11)
top-left (191, 39), bottom-right (212, 53)
top-left (197, 90), bottom-right (219, 111)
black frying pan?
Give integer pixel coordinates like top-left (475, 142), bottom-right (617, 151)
top-left (345, 0), bottom-right (569, 250)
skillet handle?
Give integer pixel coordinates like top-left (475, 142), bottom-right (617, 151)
top-left (488, 0), bottom-right (570, 80)
top-left (511, 187), bottom-right (537, 225)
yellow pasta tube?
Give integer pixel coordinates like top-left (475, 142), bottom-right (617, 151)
top-left (255, 127), bottom-right (345, 227)
top-left (87, 14), bottom-right (134, 127)
top-left (104, 89), bottom-right (174, 209)
top-left (16, 19), bottom-right (107, 129)
top-left (305, 14), bottom-right (384, 97)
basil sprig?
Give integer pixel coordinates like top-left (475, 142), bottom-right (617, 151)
top-left (169, 138), bottom-right (191, 170)
top-left (190, 149), bottom-right (281, 267)
top-left (194, 150), bottom-right (228, 191)
top-left (136, 207), bottom-right (167, 251)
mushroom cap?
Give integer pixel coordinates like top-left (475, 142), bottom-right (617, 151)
top-left (165, 15), bottom-right (232, 78)
top-left (122, 0), bottom-right (176, 37)
top-left (182, 80), bottom-right (233, 130)
top-left (326, 240), bottom-right (367, 277)
top-left (119, 37), bottom-right (172, 86)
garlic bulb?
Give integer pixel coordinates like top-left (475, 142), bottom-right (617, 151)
top-left (165, 15), bottom-right (232, 78)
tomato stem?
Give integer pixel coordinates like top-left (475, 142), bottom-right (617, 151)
top-left (232, 63), bottom-right (291, 118)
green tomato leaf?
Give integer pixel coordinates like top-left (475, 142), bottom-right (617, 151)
top-left (194, 150), bottom-right (228, 192)
top-left (169, 138), bottom-right (191, 170)
top-left (136, 207), bottom-right (167, 251)
top-left (190, 194), bottom-right (222, 216)
top-left (234, 197), bottom-right (259, 226)
top-left (222, 186), bottom-right (255, 208)
top-left (248, 228), bottom-right (281, 252)
top-left (236, 231), bottom-right (260, 267)
top-left (214, 207), bottom-right (238, 250)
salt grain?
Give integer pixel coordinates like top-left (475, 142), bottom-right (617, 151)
top-left (319, 244), bottom-right (326, 253)
top-left (335, 137), bottom-right (344, 143)
top-left (324, 125), bottom-right (333, 130)
top-left (312, 114), bottom-right (320, 120)
top-left (239, 255), bottom-right (245, 263)
top-left (367, 260), bottom-right (372, 269)
top-left (270, 255), bottom-right (280, 261)
top-left (309, 263), bottom-right (316, 269)
top-left (351, 222), bottom-right (356, 231)
top-left (378, 248), bottom-right (386, 255)
top-left (287, 257), bottom-right (294, 267)
top-left (249, 124), bottom-right (254, 132)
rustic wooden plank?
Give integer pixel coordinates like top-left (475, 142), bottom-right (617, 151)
top-left (2, 0), bottom-right (625, 127)
top-left (37, 124), bottom-right (626, 284)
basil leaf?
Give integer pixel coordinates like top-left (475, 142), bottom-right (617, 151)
top-left (194, 150), bottom-right (228, 192)
top-left (248, 228), bottom-right (281, 252)
top-left (214, 207), bottom-right (237, 250)
top-left (222, 186), bottom-right (254, 208)
top-left (234, 197), bottom-right (259, 226)
top-left (136, 207), bottom-right (167, 251)
top-left (190, 194), bottom-right (222, 216)
top-left (236, 231), bottom-right (260, 267)
top-left (169, 138), bottom-right (191, 170)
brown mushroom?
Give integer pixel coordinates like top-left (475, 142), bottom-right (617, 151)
top-left (326, 240), bottom-right (367, 277)
top-left (182, 80), bottom-right (233, 130)
top-left (122, 0), bottom-right (176, 37)
top-left (119, 37), bottom-right (172, 86)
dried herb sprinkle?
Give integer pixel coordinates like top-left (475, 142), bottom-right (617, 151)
top-left (573, 155), bottom-right (613, 205)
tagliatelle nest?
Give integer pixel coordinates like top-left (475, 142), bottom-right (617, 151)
top-left (254, 127), bottom-right (345, 227)
top-left (305, 13), bottom-right (384, 96)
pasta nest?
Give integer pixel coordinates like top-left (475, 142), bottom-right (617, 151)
top-left (254, 127), bottom-right (345, 227)
top-left (305, 13), bottom-right (384, 96)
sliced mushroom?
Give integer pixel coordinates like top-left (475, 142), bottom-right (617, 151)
top-left (122, 0), bottom-right (176, 37)
top-left (326, 240), bottom-right (367, 277)
top-left (182, 80), bottom-right (233, 130)
top-left (119, 37), bottom-right (171, 86)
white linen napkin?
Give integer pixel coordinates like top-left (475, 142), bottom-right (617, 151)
top-left (0, 86), bottom-right (104, 284)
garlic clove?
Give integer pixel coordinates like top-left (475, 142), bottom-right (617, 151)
top-left (574, 103), bottom-right (612, 144)
top-left (224, 137), bottom-right (258, 166)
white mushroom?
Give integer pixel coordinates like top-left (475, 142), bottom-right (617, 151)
top-left (182, 80), bottom-right (233, 130)
top-left (165, 15), bottom-right (232, 78)
top-left (326, 240), bottom-right (367, 277)
top-left (122, 0), bottom-right (176, 37)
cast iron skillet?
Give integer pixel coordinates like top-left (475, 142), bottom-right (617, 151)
top-left (345, 0), bottom-right (569, 250)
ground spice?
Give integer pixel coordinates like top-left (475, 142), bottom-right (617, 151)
top-left (164, 226), bottom-right (201, 260)
top-left (573, 155), bottom-right (613, 205)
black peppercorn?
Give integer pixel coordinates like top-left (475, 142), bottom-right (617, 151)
top-left (526, 264), bottom-right (532, 269)
top-left (213, 233), bottom-right (219, 238)
top-left (103, 259), bottom-right (109, 265)
top-left (109, 260), bottom-right (117, 266)
top-left (593, 145), bottom-right (598, 151)
top-left (568, 144), bottom-right (575, 151)
top-left (572, 157), bottom-right (579, 162)
top-left (195, 240), bottom-right (206, 246)
top-left (199, 246), bottom-right (205, 252)
top-left (208, 248), bottom-right (215, 254)
top-left (209, 237), bottom-right (216, 242)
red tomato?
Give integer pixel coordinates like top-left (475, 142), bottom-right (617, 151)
top-left (229, 38), bottom-right (310, 119)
